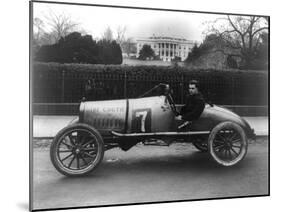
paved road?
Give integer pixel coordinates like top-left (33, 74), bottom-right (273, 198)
top-left (32, 138), bottom-right (268, 211)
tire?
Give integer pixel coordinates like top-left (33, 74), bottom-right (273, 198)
top-left (208, 122), bottom-right (248, 166)
top-left (50, 123), bottom-right (104, 177)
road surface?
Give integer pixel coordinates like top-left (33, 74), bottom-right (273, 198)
top-left (32, 138), bottom-right (268, 210)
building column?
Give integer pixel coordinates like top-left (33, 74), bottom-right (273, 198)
top-left (172, 44), bottom-right (175, 58)
top-left (161, 43), bottom-right (163, 58)
top-left (164, 42), bottom-right (166, 59)
top-left (168, 43), bottom-right (170, 61)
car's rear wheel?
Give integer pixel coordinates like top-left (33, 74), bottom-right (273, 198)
top-left (50, 123), bottom-right (104, 177)
top-left (208, 122), bottom-right (248, 166)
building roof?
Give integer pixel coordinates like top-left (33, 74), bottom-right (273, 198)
top-left (136, 36), bottom-right (194, 44)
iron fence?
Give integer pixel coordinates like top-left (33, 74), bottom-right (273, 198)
top-left (32, 63), bottom-right (268, 106)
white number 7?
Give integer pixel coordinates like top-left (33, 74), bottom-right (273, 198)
top-left (135, 111), bottom-right (148, 132)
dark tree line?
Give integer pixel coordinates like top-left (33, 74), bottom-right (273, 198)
top-left (35, 32), bottom-right (123, 64)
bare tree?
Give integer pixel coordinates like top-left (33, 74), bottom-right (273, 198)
top-left (122, 37), bottom-right (136, 57)
top-left (102, 27), bottom-right (113, 41)
top-left (33, 17), bottom-right (45, 43)
top-left (43, 10), bottom-right (80, 44)
top-left (207, 15), bottom-right (269, 68)
top-left (116, 25), bottom-right (127, 45)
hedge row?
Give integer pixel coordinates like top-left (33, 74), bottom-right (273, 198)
top-left (33, 62), bottom-right (268, 75)
top-left (32, 62), bottom-right (268, 106)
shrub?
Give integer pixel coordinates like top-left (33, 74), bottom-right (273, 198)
top-left (35, 32), bottom-right (123, 65)
top-left (32, 62), bottom-right (268, 106)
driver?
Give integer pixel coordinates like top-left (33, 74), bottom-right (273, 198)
top-left (177, 80), bottom-right (205, 129)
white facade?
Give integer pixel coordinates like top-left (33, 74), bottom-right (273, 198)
top-left (136, 36), bottom-right (194, 62)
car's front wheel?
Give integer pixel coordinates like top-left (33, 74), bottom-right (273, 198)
top-left (208, 122), bottom-right (248, 166)
top-left (50, 123), bottom-right (104, 177)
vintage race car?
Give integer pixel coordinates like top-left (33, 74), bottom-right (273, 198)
top-left (50, 84), bottom-right (255, 176)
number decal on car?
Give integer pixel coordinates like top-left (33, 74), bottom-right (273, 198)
top-left (135, 111), bottom-right (148, 132)
top-left (132, 108), bottom-right (151, 133)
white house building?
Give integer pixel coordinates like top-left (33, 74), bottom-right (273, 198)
top-left (136, 36), bottom-right (195, 62)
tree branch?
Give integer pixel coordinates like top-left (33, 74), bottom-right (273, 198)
top-left (254, 34), bottom-right (262, 51)
top-left (216, 31), bottom-right (243, 50)
top-left (227, 15), bottom-right (246, 49)
top-left (252, 27), bottom-right (269, 37)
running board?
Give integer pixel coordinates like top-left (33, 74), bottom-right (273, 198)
top-left (111, 131), bottom-right (210, 137)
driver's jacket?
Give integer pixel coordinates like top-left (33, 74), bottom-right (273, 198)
top-left (180, 92), bottom-right (205, 121)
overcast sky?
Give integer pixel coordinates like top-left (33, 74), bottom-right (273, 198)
top-left (33, 2), bottom-right (228, 43)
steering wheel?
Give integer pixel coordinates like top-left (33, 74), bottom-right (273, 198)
top-left (167, 93), bottom-right (179, 115)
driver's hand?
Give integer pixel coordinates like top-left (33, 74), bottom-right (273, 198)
top-left (175, 115), bottom-right (182, 120)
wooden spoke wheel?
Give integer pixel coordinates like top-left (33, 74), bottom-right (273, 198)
top-left (208, 122), bottom-right (248, 166)
top-left (50, 123), bottom-right (104, 177)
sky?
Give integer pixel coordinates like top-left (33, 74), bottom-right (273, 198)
top-left (33, 2), bottom-right (225, 43)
